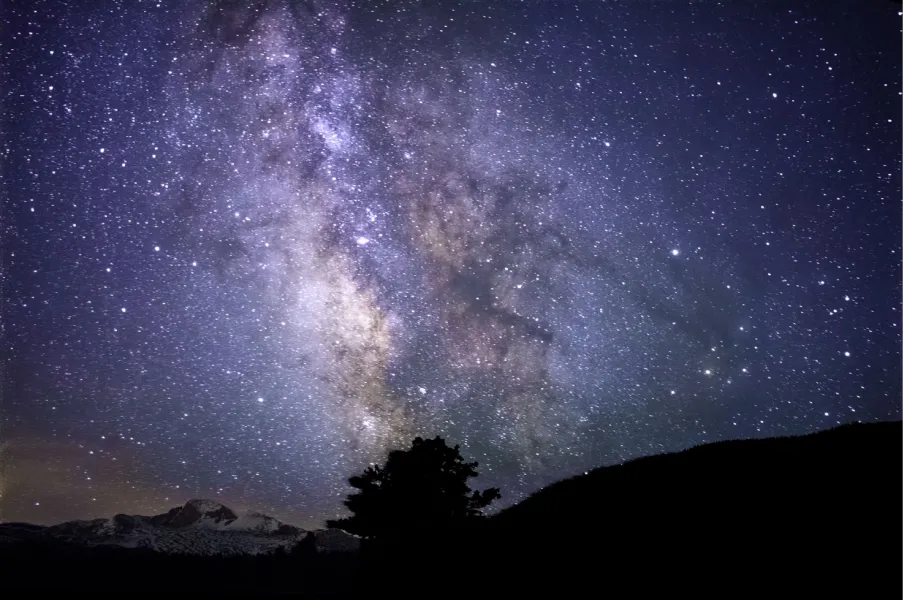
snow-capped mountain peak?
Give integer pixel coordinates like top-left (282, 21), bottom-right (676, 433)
top-left (21, 500), bottom-right (360, 556)
top-left (149, 498), bottom-right (240, 528)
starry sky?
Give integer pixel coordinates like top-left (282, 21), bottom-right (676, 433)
top-left (2, 0), bottom-right (900, 528)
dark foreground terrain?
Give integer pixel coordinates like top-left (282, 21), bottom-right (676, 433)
top-left (3, 421), bottom-right (900, 597)
top-left (478, 419), bottom-right (902, 596)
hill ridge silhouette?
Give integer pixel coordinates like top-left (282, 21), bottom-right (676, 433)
top-left (498, 419), bottom-right (901, 521)
top-left (2, 420), bottom-right (899, 597)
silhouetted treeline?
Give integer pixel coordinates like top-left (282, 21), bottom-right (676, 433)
top-left (3, 421), bottom-right (900, 598)
top-left (0, 535), bottom-right (359, 596)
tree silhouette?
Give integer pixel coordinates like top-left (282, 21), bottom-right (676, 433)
top-left (327, 436), bottom-right (501, 538)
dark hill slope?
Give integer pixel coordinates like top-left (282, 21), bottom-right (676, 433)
top-left (497, 420), bottom-right (900, 524)
top-left (476, 420), bottom-right (901, 596)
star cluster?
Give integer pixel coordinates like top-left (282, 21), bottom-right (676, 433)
top-left (2, 0), bottom-right (900, 527)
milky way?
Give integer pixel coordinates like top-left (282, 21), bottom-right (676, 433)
top-left (3, 0), bottom-right (900, 527)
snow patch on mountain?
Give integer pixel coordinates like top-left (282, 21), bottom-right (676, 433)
top-left (185, 499), bottom-right (232, 515)
top-left (31, 499), bottom-right (360, 556)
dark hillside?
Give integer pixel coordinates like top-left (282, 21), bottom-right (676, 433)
top-left (498, 420), bottom-right (900, 524)
top-left (472, 421), bottom-right (901, 596)
top-left (3, 422), bottom-right (899, 597)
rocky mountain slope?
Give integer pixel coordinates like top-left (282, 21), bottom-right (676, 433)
top-left (0, 499), bottom-right (359, 556)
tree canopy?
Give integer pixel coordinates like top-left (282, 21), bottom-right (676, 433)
top-left (327, 436), bottom-right (501, 538)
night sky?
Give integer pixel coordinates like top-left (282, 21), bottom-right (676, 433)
top-left (2, 0), bottom-right (900, 528)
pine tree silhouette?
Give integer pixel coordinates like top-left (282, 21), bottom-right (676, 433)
top-left (327, 436), bottom-right (500, 539)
